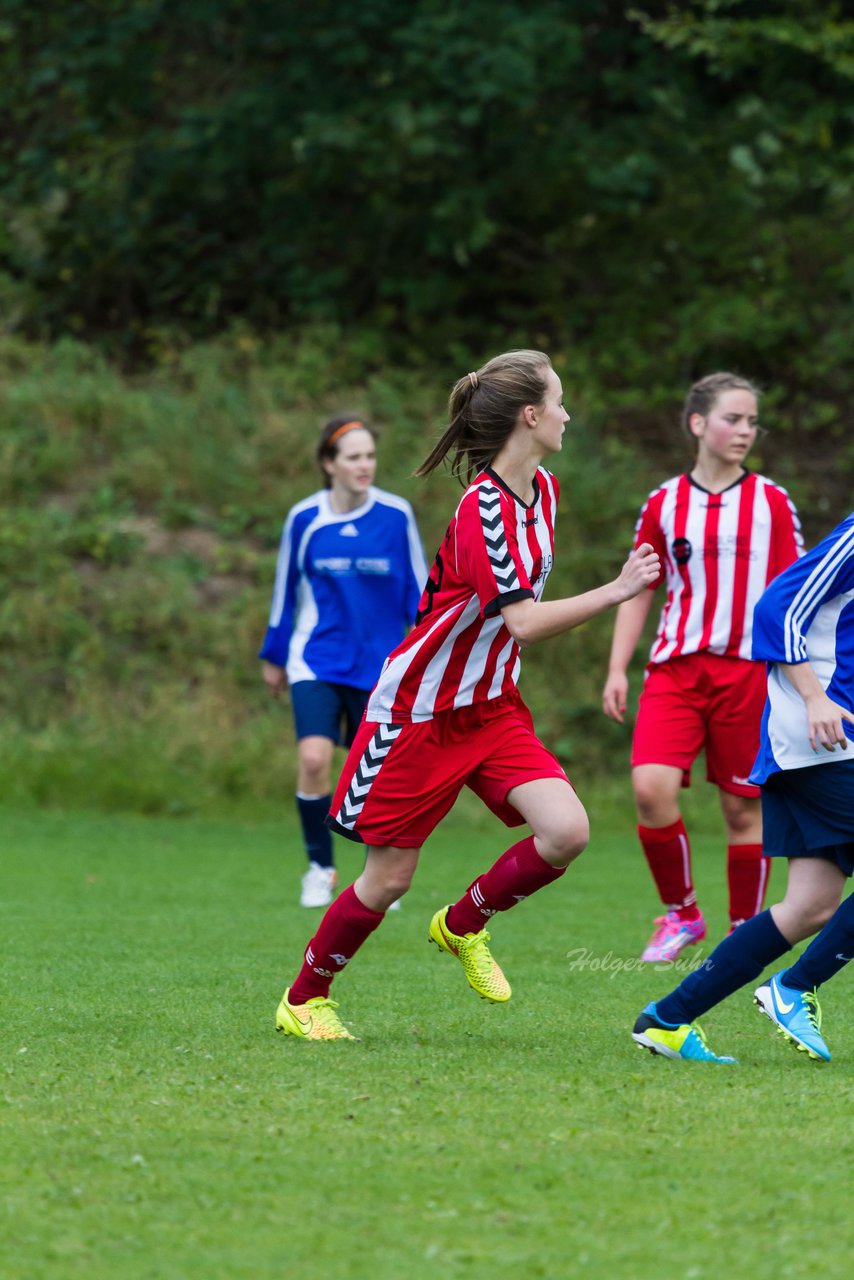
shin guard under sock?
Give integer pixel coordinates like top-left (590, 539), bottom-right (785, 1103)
top-left (288, 884), bottom-right (384, 1005)
top-left (638, 819), bottom-right (696, 914)
top-left (446, 836), bottom-right (566, 936)
top-left (296, 793), bottom-right (334, 868)
top-left (727, 843), bottom-right (770, 927)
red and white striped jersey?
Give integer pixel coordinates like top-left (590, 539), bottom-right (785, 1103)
top-left (366, 466), bottom-right (558, 722)
top-left (635, 471), bottom-right (803, 663)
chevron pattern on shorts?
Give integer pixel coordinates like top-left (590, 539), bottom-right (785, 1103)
top-left (479, 485), bottom-right (518, 590)
top-left (336, 723), bottom-right (403, 829)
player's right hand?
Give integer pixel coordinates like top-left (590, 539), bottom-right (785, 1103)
top-left (602, 672), bottom-right (629, 724)
top-left (262, 661), bottom-right (287, 697)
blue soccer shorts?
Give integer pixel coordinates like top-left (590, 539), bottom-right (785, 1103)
top-left (761, 758), bottom-right (854, 877)
top-left (289, 679), bottom-right (369, 748)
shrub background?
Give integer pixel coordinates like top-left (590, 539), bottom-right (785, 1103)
top-left (0, 327), bottom-right (842, 816)
top-left (0, 2), bottom-right (851, 814)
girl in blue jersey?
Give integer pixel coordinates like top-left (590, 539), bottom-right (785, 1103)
top-left (631, 509), bottom-right (854, 1063)
top-left (260, 414), bottom-right (428, 907)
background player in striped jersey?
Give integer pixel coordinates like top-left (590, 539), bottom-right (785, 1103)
top-left (259, 414), bottom-right (428, 908)
top-left (274, 349), bottom-right (661, 1040)
top-left (633, 509), bottom-right (854, 1063)
top-left (602, 373), bottom-right (803, 961)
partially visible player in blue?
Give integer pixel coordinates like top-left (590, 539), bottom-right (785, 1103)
top-left (260, 414), bottom-right (428, 907)
top-left (632, 509), bottom-right (854, 1063)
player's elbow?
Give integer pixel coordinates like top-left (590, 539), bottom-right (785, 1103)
top-left (501, 604), bottom-right (539, 648)
top-left (509, 625), bottom-right (535, 649)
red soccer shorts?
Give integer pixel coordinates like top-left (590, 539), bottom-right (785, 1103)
top-left (631, 652), bottom-right (766, 796)
top-left (327, 688), bottom-right (571, 848)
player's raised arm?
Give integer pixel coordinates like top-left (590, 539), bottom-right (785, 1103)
top-left (501, 543), bottom-right (660, 648)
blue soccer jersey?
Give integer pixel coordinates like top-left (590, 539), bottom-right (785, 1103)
top-left (259, 487), bottom-right (428, 690)
top-left (751, 510), bottom-right (854, 782)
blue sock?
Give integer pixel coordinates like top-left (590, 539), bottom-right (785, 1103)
top-left (656, 909), bottom-right (790, 1025)
top-left (296, 793), bottom-right (334, 868)
top-left (784, 893), bottom-right (854, 992)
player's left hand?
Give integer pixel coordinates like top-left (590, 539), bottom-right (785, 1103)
top-left (804, 692), bottom-right (854, 752)
top-left (616, 543), bottom-right (661, 601)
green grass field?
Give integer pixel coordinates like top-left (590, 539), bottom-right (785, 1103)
top-left (3, 800), bottom-right (852, 1280)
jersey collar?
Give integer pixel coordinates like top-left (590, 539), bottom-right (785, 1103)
top-left (484, 466), bottom-right (540, 510)
top-left (687, 469), bottom-right (750, 497)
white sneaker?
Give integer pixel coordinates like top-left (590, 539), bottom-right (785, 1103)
top-left (300, 862), bottom-right (338, 908)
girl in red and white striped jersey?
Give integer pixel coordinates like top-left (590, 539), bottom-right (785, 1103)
top-left (274, 349), bottom-right (661, 1041)
top-left (602, 373), bottom-right (804, 962)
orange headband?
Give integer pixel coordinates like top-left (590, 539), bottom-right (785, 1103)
top-left (327, 420), bottom-right (366, 446)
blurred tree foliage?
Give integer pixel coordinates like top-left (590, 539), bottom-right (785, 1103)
top-left (1, 2), bottom-right (851, 420)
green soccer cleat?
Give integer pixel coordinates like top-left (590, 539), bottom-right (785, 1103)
top-left (632, 1002), bottom-right (737, 1063)
top-left (275, 988), bottom-right (356, 1041)
top-left (428, 905), bottom-right (511, 1003)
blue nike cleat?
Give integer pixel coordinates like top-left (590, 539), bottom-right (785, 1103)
top-left (753, 971), bottom-right (831, 1062)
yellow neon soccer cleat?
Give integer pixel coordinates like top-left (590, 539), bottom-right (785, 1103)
top-left (428, 906), bottom-right (511, 1003)
top-left (275, 988), bottom-right (356, 1041)
top-left (632, 1003), bottom-right (736, 1063)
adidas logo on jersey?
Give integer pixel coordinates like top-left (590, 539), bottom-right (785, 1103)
top-left (340, 523), bottom-right (359, 537)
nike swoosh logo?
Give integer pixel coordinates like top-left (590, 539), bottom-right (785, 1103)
top-left (773, 986), bottom-right (794, 1015)
top-left (288, 1009), bottom-right (312, 1033)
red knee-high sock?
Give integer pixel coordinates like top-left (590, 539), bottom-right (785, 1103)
top-left (445, 836), bottom-right (566, 936)
top-left (727, 843), bottom-right (769, 928)
top-left (638, 819), bottom-right (699, 919)
top-left (288, 884), bottom-right (385, 1005)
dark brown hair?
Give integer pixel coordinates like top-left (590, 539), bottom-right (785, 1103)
top-left (415, 350), bottom-right (552, 485)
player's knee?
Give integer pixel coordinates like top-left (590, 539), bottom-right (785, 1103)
top-left (722, 803), bottom-right (759, 840)
top-left (632, 778), bottom-right (669, 823)
top-left (805, 900), bottom-right (837, 933)
top-left (383, 864), bottom-right (415, 899)
top-left (298, 746), bottom-right (331, 786)
top-left (539, 815), bottom-right (589, 868)
top-left (727, 813), bottom-right (754, 840)
top-left (784, 897), bottom-right (837, 938)
top-left (355, 856), bottom-right (416, 912)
